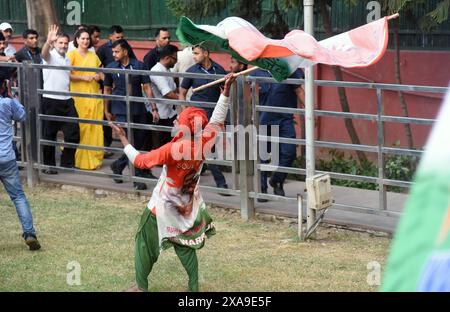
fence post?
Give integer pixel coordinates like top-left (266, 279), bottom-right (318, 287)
top-left (19, 62), bottom-right (40, 188)
top-left (237, 76), bottom-right (255, 220)
top-left (230, 84), bottom-right (239, 190)
top-left (377, 89), bottom-right (387, 210)
top-left (304, 0), bottom-right (317, 232)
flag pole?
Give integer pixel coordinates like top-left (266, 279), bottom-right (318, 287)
top-left (192, 66), bottom-right (260, 93)
top-left (387, 13), bottom-right (400, 20)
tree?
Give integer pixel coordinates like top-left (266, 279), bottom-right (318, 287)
top-left (25, 0), bottom-right (59, 46)
top-left (318, 0), bottom-right (368, 162)
top-left (364, 0), bottom-right (449, 150)
top-left (166, 0), bottom-right (449, 157)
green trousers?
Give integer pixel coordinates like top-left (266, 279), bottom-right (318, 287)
top-left (134, 208), bottom-right (199, 292)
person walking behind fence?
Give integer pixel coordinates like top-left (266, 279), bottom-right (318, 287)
top-left (97, 25), bottom-right (137, 68)
top-left (41, 25), bottom-right (80, 174)
top-left (104, 39), bottom-right (159, 190)
top-left (0, 77), bottom-right (41, 251)
top-left (143, 28), bottom-right (171, 72)
top-left (97, 25), bottom-right (137, 159)
top-left (179, 44), bottom-right (230, 192)
top-left (150, 44), bottom-right (179, 147)
top-left (250, 69), bottom-right (305, 202)
top-left (67, 28), bottom-right (104, 170)
top-left (110, 73), bottom-right (237, 292)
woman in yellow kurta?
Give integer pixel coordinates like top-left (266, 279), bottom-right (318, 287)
top-left (67, 29), bottom-right (104, 170)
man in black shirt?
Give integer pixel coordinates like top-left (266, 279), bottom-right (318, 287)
top-left (179, 45), bottom-right (230, 193)
top-left (104, 39), bottom-right (158, 190)
top-left (143, 27), bottom-right (171, 71)
top-left (96, 25), bottom-right (136, 68)
top-left (14, 29), bottom-right (42, 64)
top-left (97, 25), bottom-right (137, 157)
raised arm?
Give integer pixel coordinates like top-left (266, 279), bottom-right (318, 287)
top-left (42, 24), bottom-right (58, 62)
top-left (209, 73), bottom-right (235, 126)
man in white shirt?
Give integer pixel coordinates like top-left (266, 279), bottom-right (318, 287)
top-left (41, 25), bottom-right (80, 174)
top-left (171, 46), bottom-right (195, 100)
top-left (150, 44), bottom-right (179, 147)
top-left (0, 22), bottom-right (17, 58)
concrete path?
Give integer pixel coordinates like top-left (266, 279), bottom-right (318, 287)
top-left (36, 148), bottom-right (407, 234)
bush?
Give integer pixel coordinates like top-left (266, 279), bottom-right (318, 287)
top-left (289, 149), bottom-right (418, 193)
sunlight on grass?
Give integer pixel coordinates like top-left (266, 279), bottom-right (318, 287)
top-left (0, 185), bottom-right (390, 291)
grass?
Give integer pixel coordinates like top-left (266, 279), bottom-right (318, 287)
top-left (0, 185), bottom-right (390, 292)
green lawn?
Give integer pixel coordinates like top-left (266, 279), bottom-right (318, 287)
top-left (0, 185), bottom-right (390, 291)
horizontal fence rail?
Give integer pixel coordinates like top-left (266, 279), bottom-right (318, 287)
top-left (1, 61), bottom-right (448, 222)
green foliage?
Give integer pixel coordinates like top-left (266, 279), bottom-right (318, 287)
top-left (369, 0), bottom-right (450, 32)
top-left (165, 0), bottom-right (263, 20)
top-left (290, 149), bottom-right (417, 193)
top-left (316, 150), bottom-right (379, 190)
top-left (165, 0), bottom-right (228, 19)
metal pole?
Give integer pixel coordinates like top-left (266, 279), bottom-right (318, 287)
top-left (252, 80), bottom-right (262, 203)
top-left (125, 73), bottom-right (136, 185)
top-left (238, 76), bottom-right (255, 220)
top-left (230, 83), bottom-right (239, 190)
top-left (304, 0), bottom-right (317, 231)
top-left (377, 89), bottom-right (387, 210)
top-left (298, 195), bottom-right (305, 240)
top-left (20, 62), bottom-right (40, 188)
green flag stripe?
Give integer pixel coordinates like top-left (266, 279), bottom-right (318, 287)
top-left (176, 16), bottom-right (292, 81)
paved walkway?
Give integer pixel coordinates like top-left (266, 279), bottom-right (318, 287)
top-left (36, 148), bottom-right (407, 234)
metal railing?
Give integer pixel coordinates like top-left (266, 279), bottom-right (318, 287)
top-left (2, 61), bottom-right (448, 222)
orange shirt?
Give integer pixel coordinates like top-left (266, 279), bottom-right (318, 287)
top-left (133, 123), bottom-right (222, 215)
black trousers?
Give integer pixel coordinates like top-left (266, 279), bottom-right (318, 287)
top-left (142, 112), bottom-right (156, 152)
top-left (42, 97), bottom-right (80, 168)
top-left (155, 115), bottom-right (176, 148)
top-left (103, 113), bottom-right (113, 148)
top-left (114, 113), bottom-right (151, 174)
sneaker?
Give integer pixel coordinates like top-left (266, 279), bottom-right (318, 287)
top-left (133, 182), bottom-right (147, 191)
top-left (110, 162), bottom-right (123, 184)
top-left (269, 178), bottom-right (285, 197)
top-left (104, 151), bottom-right (114, 159)
top-left (257, 189), bottom-right (269, 203)
top-left (23, 233), bottom-right (41, 251)
top-left (217, 184), bottom-right (231, 197)
top-left (139, 170), bottom-right (157, 180)
top-left (42, 169), bottom-right (58, 175)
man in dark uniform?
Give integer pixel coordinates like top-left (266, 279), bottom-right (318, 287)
top-left (104, 39), bottom-right (159, 190)
top-left (179, 44), bottom-right (230, 193)
top-left (142, 27), bottom-right (171, 71)
top-left (251, 68), bottom-right (305, 201)
top-left (14, 29), bottom-right (42, 64)
top-left (97, 25), bottom-right (137, 158)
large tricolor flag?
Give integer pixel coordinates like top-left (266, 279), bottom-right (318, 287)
top-left (176, 15), bottom-right (392, 81)
top-left (381, 86), bottom-right (450, 291)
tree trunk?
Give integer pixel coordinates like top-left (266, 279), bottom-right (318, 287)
top-left (319, 0), bottom-right (367, 163)
top-left (393, 18), bottom-right (414, 150)
top-left (26, 0), bottom-right (59, 46)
